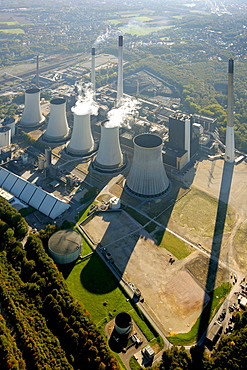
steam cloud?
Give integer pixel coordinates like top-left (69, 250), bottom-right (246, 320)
top-left (72, 82), bottom-right (98, 116)
top-left (93, 25), bottom-right (122, 46)
top-left (105, 97), bottom-right (140, 129)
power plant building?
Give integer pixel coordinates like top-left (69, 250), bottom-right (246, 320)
top-left (0, 167), bottom-right (69, 219)
top-left (163, 112), bottom-right (200, 170)
top-left (20, 88), bottom-right (45, 127)
top-left (0, 127), bottom-right (11, 148)
top-left (126, 133), bottom-right (170, 198)
top-left (48, 229), bottom-right (82, 264)
top-left (44, 98), bottom-right (70, 142)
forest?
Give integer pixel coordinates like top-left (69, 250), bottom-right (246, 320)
top-left (0, 196), bottom-right (119, 370)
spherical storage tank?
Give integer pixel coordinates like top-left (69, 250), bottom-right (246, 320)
top-left (114, 312), bottom-right (132, 335)
top-left (48, 229), bottom-right (82, 264)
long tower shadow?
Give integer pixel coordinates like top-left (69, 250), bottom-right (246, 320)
top-left (196, 161), bottom-right (234, 346)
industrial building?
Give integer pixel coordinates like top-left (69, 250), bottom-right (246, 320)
top-left (0, 167), bottom-right (70, 219)
top-left (163, 112), bottom-right (200, 170)
top-left (48, 229), bottom-right (82, 264)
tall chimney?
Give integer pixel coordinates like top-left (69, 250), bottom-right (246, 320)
top-left (36, 55), bottom-right (40, 88)
top-left (225, 58), bottom-right (235, 163)
top-left (91, 47), bottom-right (96, 92)
top-left (117, 35), bottom-right (124, 106)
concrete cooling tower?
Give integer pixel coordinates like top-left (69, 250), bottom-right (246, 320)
top-left (66, 112), bottom-right (95, 156)
top-left (44, 98), bottom-right (70, 142)
top-left (126, 133), bottom-right (170, 198)
top-left (93, 120), bottom-right (124, 172)
top-left (20, 88), bottom-right (45, 127)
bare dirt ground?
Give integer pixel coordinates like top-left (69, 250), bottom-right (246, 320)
top-left (82, 158), bottom-right (247, 335)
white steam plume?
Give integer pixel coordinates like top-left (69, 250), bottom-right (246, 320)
top-left (94, 25), bottom-right (122, 46)
top-left (72, 82), bottom-right (98, 116)
top-left (105, 97), bottom-right (140, 128)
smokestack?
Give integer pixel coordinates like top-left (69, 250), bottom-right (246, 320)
top-left (126, 134), bottom-right (170, 198)
top-left (44, 98), bottom-right (70, 142)
top-left (20, 88), bottom-right (45, 127)
top-left (117, 35), bottom-right (124, 106)
top-left (225, 58), bottom-right (235, 163)
top-left (91, 47), bottom-right (96, 92)
top-left (36, 55), bottom-right (39, 88)
top-left (93, 120), bottom-right (123, 172)
top-left (184, 118), bottom-right (191, 163)
top-left (67, 112), bottom-right (95, 156)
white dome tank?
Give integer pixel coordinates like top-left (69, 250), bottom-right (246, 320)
top-left (44, 98), bottom-right (70, 142)
top-left (126, 133), bottom-right (170, 198)
top-left (20, 88), bottom-right (45, 127)
top-left (67, 112), bottom-right (94, 156)
top-left (93, 120), bottom-right (123, 172)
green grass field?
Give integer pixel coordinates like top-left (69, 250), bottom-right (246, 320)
top-left (0, 28), bottom-right (24, 34)
top-left (156, 187), bottom-right (235, 239)
top-left (168, 282), bottom-right (231, 345)
top-left (0, 21), bottom-right (19, 26)
top-left (154, 229), bottom-right (194, 259)
top-left (65, 252), bottom-right (158, 344)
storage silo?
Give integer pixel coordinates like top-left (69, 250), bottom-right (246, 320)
top-left (20, 88), bottom-right (45, 127)
top-left (0, 126), bottom-right (11, 148)
top-left (44, 98), bottom-right (70, 142)
top-left (48, 229), bottom-right (82, 264)
top-left (45, 148), bottom-right (52, 167)
top-left (126, 133), bottom-right (170, 198)
top-left (114, 312), bottom-right (132, 335)
top-left (66, 112), bottom-right (95, 156)
top-left (93, 120), bottom-right (124, 172)
top-left (1, 117), bottom-right (16, 137)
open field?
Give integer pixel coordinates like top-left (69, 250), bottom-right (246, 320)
top-left (0, 28), bottom-right (24, 34)
top-left (81, 209), bottom-right (227, 335)
top-left (119, 25), bottom-right (174, 36)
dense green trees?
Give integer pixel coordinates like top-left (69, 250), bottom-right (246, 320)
top-left (0, 198), bottom-right (120, 369)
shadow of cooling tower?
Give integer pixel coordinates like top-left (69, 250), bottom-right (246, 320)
top-left (196, 161), bottom-right (234, 346)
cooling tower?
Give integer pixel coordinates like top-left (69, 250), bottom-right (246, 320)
top-left (117, 35), bottom-right (123, 106)
top-left (225, 58), bottom-right (235, 163)
top-left (93, 120), bottom-right (123, 172)
top-left (114, 312), bottom-right (132, 336)
top-left (67, 112), bottom-right (94, 156)
top-left (126, 134), bottom-right (170, 198)
top-left (20, 88), bottom-right (45, 127)
top-left (44, 98), bottom-right (70, 142)
top-left (91, 47), bottom-right (96, 92)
